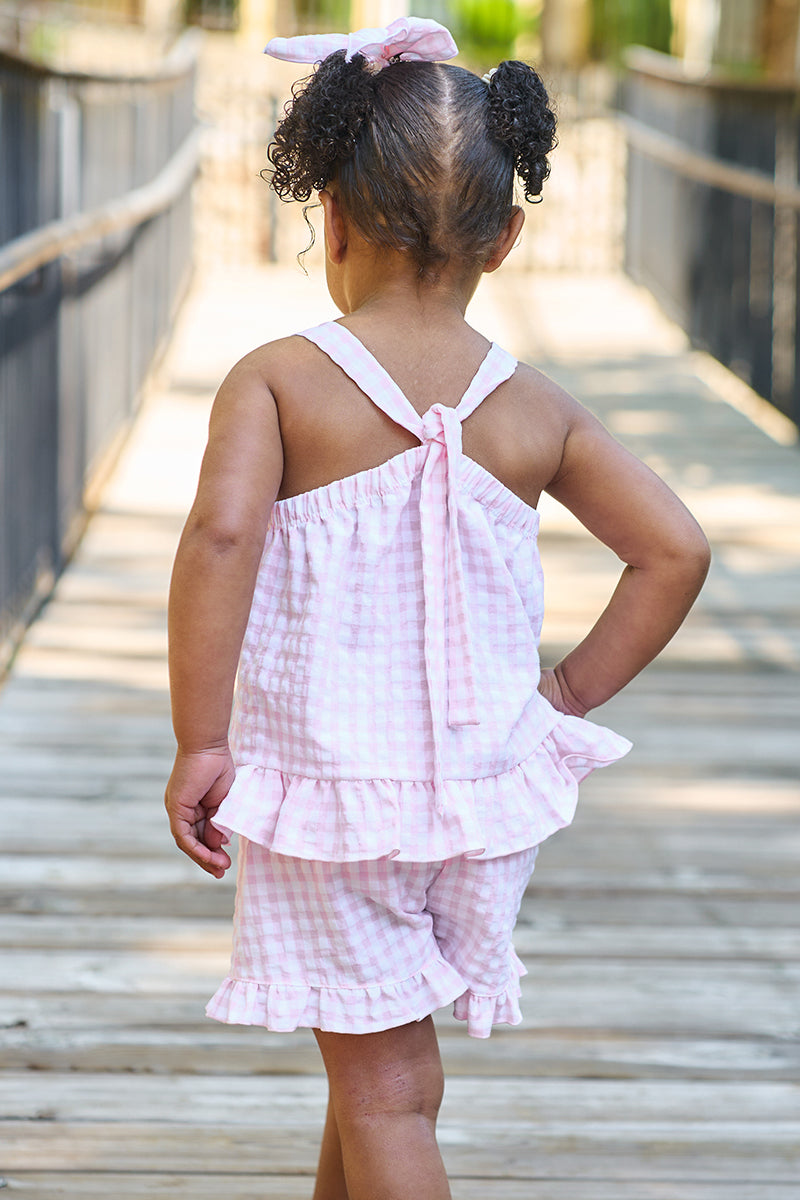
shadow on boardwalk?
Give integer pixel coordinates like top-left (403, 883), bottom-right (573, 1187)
top-left (1, 264), bottom-right (799, 1199)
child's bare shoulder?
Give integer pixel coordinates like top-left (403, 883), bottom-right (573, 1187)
top-left (464, 360), bottom-right (590, 505)
top-left (231, 335), bottom-right (327, 389)
top-left (492, 360), bottom-right (590, 460)
top-left (511, 361), bottom-right (586, 424)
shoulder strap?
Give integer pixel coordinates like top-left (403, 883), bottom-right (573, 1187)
top-left (300, 322), bottom-right (517, 435)
top-left (301, 322), bottom-right (425, 438)
top-left (455, 342), bottom-right (518, 421)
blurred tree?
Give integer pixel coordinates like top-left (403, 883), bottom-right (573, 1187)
top-left (589, 0), bottom-right (671, 61)
top-left (672, 0), bottom-right (799, 77)
top-left (185, 0), bottom-right (240, 29)
top-left (293, 0), bottom-right (351, 32)
top-left (448, 0), bottom-right (521, 63)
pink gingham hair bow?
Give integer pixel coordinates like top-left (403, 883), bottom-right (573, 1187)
top-left (264, 16), bottom-right (458, 70)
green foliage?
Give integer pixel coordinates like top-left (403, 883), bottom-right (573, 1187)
top-left (27, 23), bottom-right (62, 63)
top-left (590, 0), bottom-right (672, 61)
top-left (450, 0), bottom-right (520, 65)
top-left (293, 0), bottom-right (352, 33)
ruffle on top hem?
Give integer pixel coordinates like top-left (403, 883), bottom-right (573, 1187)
top-left (206, 951), bottom-right (527, 1039)
top-left (210, 714), bottom-right (632, 863)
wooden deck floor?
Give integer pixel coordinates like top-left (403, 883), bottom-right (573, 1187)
top-left (1, 268), bottom-right (799, 1198)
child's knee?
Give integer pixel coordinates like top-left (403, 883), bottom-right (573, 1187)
top-left (316, 1020), bottom-right (445, 1123)
top-left (347, 1060), bottom-right (443, 1126)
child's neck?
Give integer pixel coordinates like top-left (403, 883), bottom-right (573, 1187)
top-left (333, 245), bottom-right (482, 333)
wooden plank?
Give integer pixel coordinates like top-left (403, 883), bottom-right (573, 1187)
top-left (4, 850), bottom-right (798, 895)
top-left (571, 777), bottom-right (800, 816)
top-left (4, 818), bottom-right (800, 883)
top-left (2, 957), bottom-right (799, 1035)
top-left (4, 1073), bottom-right (798, 1125)
top-left (5, 878), bottom-right (798, 928)
top-left (0, 857), bottom-right (210, 891)
top-left (6, 650), bottom-right (169, 689)
top-left (1, 1121), bottom-right (797, 1181)
top-left (4, 799), bottom-right (800, 870)
top-left (3, 1023), bottom-right (797, 1081)
top-left (3, 955), bottom-right (799, 1037)
top-left (4, 1175), bottom-right (798, 1199)
top-left (0, 677), bottom-right (170, 713)
top-left (0, 915), bottom-right (232, 948)
top-left (1, 912), bottom-right (797, 961)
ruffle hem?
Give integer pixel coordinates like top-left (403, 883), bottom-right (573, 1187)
top-left (206, 949), bottom-right (527, 1039)
top-left (210, 713), bottom-right (632, 862)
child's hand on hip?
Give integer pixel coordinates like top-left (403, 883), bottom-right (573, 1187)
top-left (537, 667), bottom-right (588, 718)
top-left (165, 746), bottom-right (235, 878)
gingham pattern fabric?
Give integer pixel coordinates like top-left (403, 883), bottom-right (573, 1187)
top-left (306, 324), bottom-right (515, 798)
top-left (206, 840), bottom-right (538, 1038)
top-left (210, 321), bottom-right (631, 861)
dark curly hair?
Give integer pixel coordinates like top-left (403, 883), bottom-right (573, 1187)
top-left (267, 54), bottom-right (557, 279)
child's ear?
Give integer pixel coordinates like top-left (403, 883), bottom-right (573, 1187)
top-left (483, 206), bottom-right (525, 274)
top-left (319, 189), bottom-right (348, 263)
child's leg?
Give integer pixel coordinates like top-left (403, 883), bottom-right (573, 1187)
top-left (313, 1016), bottom-right (451, 1200)
top-left (312, 1093), bottom-right (349, 1200)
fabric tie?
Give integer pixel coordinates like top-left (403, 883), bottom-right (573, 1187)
top-left (264, 17), bottom-right (458, 69)
top-left (297, 323), bottom-right (518, 807)
top-left (418, 405), bottom-right (480, 806)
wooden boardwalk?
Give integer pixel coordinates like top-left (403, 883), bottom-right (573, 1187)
top-left (1, 266), bottom-right (799, 1198)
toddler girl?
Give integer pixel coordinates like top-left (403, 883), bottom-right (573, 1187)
top-left (166, 18), bottom-right (710, 1200)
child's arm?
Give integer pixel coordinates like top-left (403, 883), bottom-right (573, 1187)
top-left (165, 354), bottom-right (283, 877)
top-left (538, 399), bottom-right (711, 717)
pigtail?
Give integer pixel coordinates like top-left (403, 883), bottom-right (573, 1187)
top-left (485, 61), bottom-right (557, 203)
top-left (268, 50), bottom-right (375, 201)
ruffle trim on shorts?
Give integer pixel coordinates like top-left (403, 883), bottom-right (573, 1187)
top-left (206, 951), bottom-right (527, 1039)
top-left (210, 714), bottom-right (632, 862)
top-left (452, 950), bottom-right (527, 1038)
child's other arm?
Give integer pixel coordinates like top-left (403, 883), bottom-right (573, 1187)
top-left (165, 353), bottom-right (283, 876)
top-left (539, 400), bottom-right (710, 717)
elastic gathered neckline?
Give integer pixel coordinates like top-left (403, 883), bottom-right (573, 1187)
top-left (269, 445), bottom-right (540, 538)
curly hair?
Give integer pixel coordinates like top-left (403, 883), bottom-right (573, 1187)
top-left (267, 53), bottom-right (557, 279)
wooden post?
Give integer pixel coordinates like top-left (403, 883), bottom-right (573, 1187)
top-left (772, 99), bottom-right (798, 409)
top-left (673, 0), bottom-right (720, 69)
top-left (761, 0), bottom-right (800, 77)
top-left (238, 0), bottom-right (279, 45)
top-left (349, 0), bottom-right (404, 28)
top-left (139, 0), bottom-right (184, 35)
top-left (540, 0), bottom-right (590, 69)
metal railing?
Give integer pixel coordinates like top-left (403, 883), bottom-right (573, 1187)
top-left (622, 46), bottom-right (800, 430)
top-left (0, 31), bottom-right (199, 670)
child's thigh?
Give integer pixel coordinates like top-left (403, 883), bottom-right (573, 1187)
top-left (426, 847), bottom-right (538, 984)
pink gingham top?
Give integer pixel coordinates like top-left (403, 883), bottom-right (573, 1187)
top-left (210, 321), bottom-right (631, 861)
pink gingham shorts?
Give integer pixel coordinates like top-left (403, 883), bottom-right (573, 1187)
top-left (206, 839), bottom-right (538, 1038)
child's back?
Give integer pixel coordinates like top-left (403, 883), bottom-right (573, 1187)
top-left (254, 315), bottom-right (566, 509)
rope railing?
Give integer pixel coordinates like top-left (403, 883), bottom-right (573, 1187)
top-left (0, 128), bottom-right (200, 293)
top-left (0, 24), bottom-right (199, 84)
top-left (621, 114), bottom-right (800, 209)
top-left (0, 32), bottom-right (199, 668)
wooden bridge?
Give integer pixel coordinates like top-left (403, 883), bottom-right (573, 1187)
top-left (1, 260), bottom-right (798, 1197)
